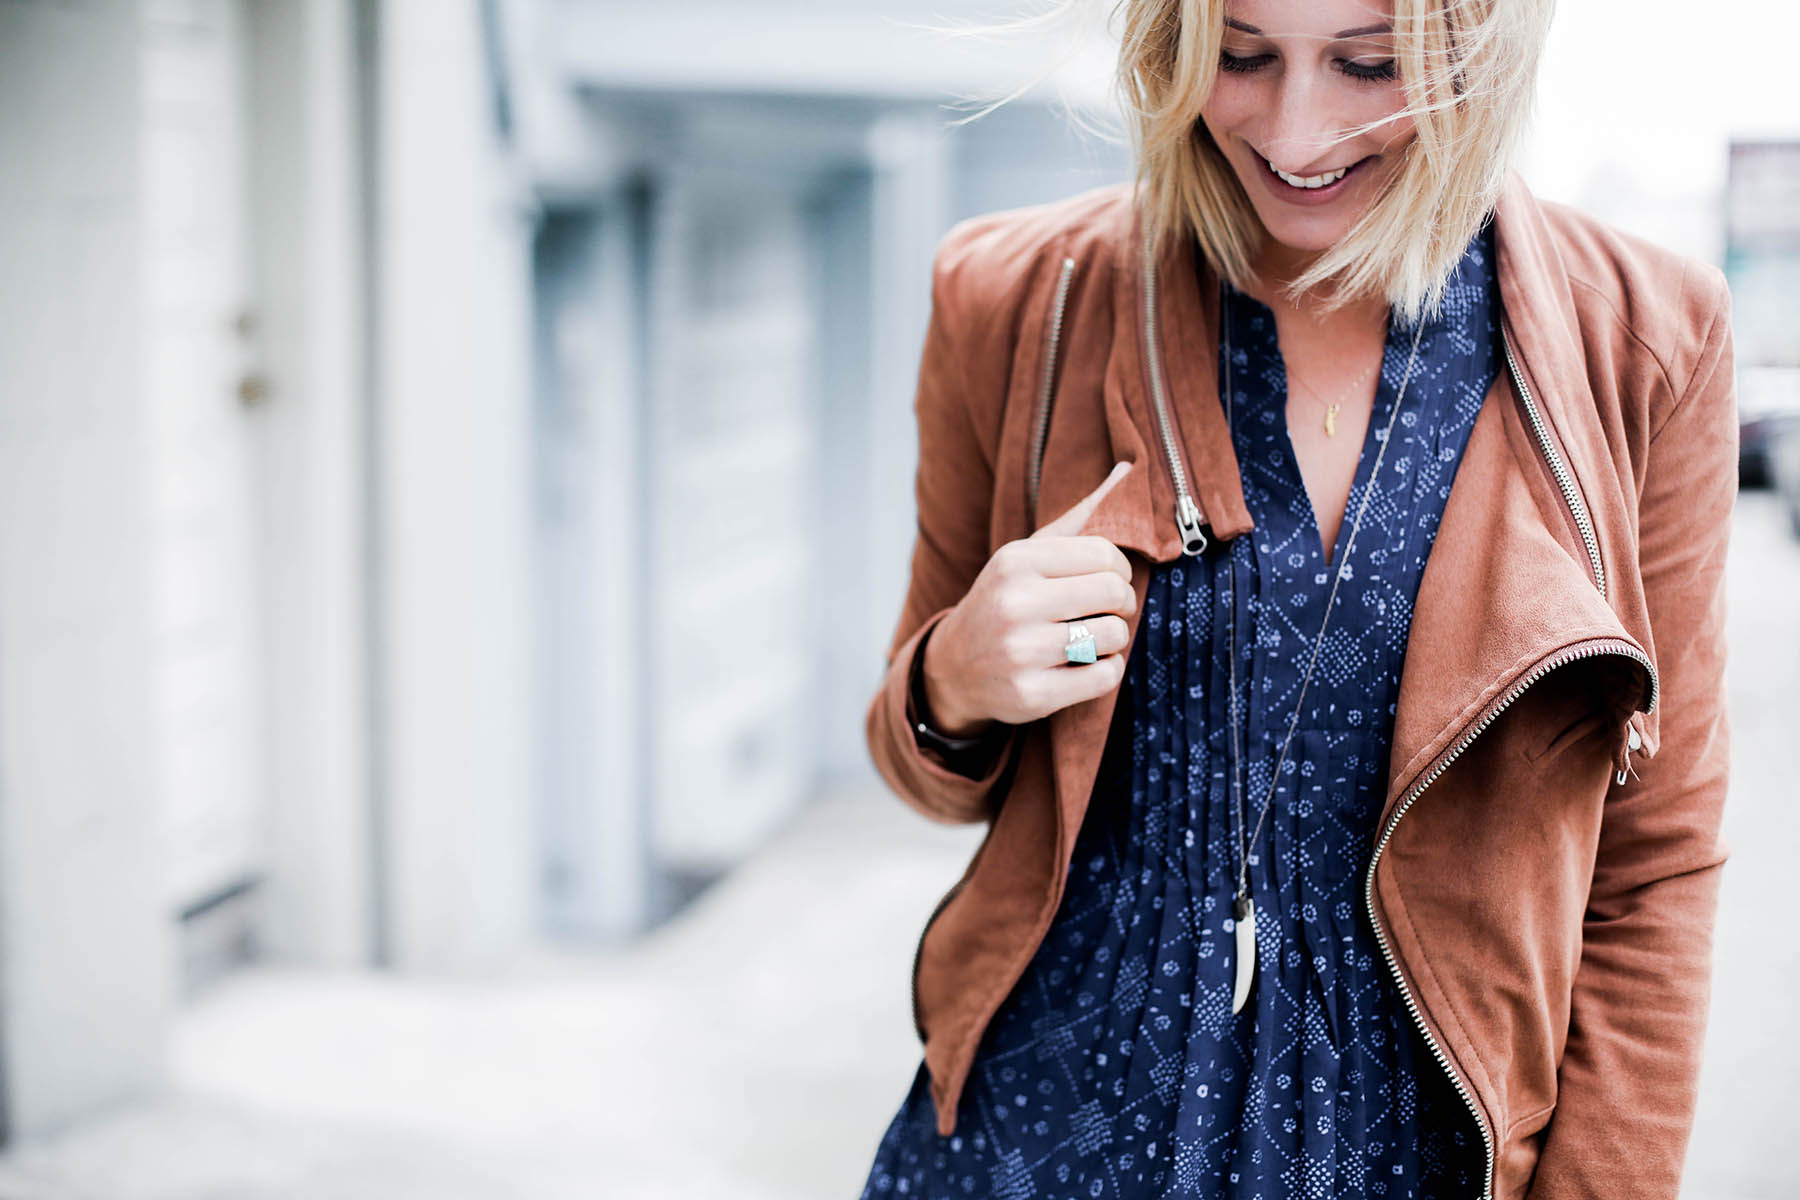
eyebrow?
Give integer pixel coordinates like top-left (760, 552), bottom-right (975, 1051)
top-left (1223, 18), bottom-right (1394, 38)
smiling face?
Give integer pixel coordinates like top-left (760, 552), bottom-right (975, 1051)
top-left (1199, 0), bottom-right (1416, 281)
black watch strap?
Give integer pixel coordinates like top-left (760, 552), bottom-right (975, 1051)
top-left (908, 627), bottom-right (1008, 773)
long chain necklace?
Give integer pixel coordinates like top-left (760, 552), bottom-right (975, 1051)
top-left (1220, 280), bottom-right (1428, 1016)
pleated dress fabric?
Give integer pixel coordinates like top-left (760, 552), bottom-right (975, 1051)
top-left (860, 219), bottom-right (1502, 1200)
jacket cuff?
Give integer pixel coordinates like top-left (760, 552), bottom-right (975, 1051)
top-left (907, 621), bottom-right (1014, 779)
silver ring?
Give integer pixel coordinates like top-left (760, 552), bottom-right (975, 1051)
top-left (1064, 620), bottom-right (1097, 665)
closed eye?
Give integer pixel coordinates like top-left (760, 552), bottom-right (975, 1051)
top-left (1218, 51), bottom-right (1398, 84)
top-left (1342, 57), bottom-right (1398, 82)
top-left (1217, 51), bottom-right (1274, 74)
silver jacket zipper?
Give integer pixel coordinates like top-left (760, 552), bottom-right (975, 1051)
top-left (1024, 237), bottom-right (1216, 555)
top-left (1362, 634), bottom-right (1656, 1200)
top-left (1140, 231), bottom-right (1212, 555)
top-left (1503, 322), bottom-right (1657, 784)
top-left (1502, 328), bottom-right (1608, 601)
top-left (1028, 257), bottom-right (1078, 521)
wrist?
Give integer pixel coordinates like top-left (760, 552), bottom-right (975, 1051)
top-left (918, 621), bottom-right (992, 739)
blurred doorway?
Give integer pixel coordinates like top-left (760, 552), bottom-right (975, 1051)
top-left (143, 0), bottom-right (271, 991)
top-left (531, 150), bottom-right (845, 937)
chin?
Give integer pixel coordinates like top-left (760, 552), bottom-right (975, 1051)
top-left (1246, 206), bottom-right (1352, 255)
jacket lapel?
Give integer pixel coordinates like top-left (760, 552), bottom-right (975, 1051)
top-left (1489, 170), bottom-right (1663, 760)
top-left (1383, 173), bottom-right (1652, 812)
top-left (1077, 204), bottom-right (1256, 561)
top-left (1046, 203), bottom-right (1258, 845)
top-left (1381, 368), bottom-right (1646, 814)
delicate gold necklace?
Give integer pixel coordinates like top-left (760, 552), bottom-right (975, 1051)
top-left (1221, 282), bottom-right (1426, 1016)
top-left (1289, 358), bottom-right (1378, 438)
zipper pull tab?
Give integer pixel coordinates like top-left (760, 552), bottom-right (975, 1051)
top-left (1614, 719), bottom-right (1644, 785)
top-left (1176, 494), bottom-right (1210, 557)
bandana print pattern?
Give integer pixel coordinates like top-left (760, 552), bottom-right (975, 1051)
top-left (862, 219), bottom-right (1501, 1200)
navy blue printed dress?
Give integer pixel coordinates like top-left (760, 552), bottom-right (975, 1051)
top-left (860, 219), bottom-right (1502, 1200)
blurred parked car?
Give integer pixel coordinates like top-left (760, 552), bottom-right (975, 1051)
top-left (1739, 366), bottom-right (1800, 490)
top-left (1769, 413), bottom-right (1800, 537)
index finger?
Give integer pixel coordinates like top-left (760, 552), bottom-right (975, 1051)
top-left (1013, 533), bottom-right (1133, 583)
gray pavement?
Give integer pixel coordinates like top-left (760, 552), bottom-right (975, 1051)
top-left (0, 781), bottom-right (984, 1200)
top-left (1682, 488), bottom-right (1800, 1200)
top-left (0, 492), bottom-right (1793, 1199)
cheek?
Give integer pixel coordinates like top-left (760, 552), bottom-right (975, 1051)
top-left (1198, 79), bottom-right (1261, 139)
top-left (1360, 91), bottom-right (1416, 150)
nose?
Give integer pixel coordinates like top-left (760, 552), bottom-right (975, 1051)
top-left (1258, 73), bottom-right (1343, 174)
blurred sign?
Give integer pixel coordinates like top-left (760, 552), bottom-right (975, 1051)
top-left (1725, 139), bottom-right (1800, 369)
top-left (1728, 140), bottom-right (1800, 251)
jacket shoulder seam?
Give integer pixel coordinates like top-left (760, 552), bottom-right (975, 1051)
top-left (1562, 274), bottom-right (1680, 405)
top-left (929, 246), bottom-right (1003, 478)
top-left (1647, 266), bottom-right (1731, 450)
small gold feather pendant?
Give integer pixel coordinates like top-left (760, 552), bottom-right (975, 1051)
top-left (1231, 894), bottom-right (1256, 1015)
top-left (1324, 403), bottom-right (1339, 438)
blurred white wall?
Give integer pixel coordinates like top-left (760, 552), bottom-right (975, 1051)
top-left (376, 0), bottom-right (540, 969)
top-left (0, 0), bottom-right (174, 1140)
top-left (246, 0), bottom-right (373, 970)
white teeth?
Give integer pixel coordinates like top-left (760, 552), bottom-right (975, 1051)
top-left (1268, 158), bottom-right (1350, 189)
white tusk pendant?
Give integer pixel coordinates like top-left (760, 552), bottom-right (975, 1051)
top-left (1231, 894), bottom-right (1256, 1015)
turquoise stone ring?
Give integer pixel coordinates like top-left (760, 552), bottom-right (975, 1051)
top-left (1064, 621), bottom-right (1097, 665)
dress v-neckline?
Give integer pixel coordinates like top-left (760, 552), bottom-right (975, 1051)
top-left (1221, 282), bottom-right (1407, 576)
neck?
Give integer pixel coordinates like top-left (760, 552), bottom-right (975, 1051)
top-left (1254, 236), bottom-right (1323, 294)
top-left (1243, 239), bottom-right (1388, 334)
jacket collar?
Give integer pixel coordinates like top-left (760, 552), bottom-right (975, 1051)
top-left (1083, 169), bottom-right (1603, 561)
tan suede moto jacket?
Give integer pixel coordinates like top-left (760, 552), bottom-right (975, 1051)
top-left (864, 169), bottom-right (1738, 1199)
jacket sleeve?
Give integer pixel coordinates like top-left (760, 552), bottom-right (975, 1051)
top-left (1524, 267), bottom-right (1737, 1198)
top-left (864, 231), bottom-right (1022, 826)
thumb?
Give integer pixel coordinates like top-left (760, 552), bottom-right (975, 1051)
top-left (1031, 460), bottom-right (1133, 539)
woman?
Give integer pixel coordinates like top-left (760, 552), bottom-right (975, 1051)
top-left (859, 1), bottom-right (1736, 1198)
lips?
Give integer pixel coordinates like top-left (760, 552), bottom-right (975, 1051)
top-left (1270, 160), bottom-right (1348, 188)
top-left (1245, 147), bottom-right (1375, 205)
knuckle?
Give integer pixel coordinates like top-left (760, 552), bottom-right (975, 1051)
top-left (1114, 575), bottom-right (1136, 612)
top-left (992, 584), bottom-right (1027, 627)
top-left (989, 542), bottom-right (1021, 578)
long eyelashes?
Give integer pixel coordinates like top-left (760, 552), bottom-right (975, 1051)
top-left (1218, 51), bottom-right (1398, 83)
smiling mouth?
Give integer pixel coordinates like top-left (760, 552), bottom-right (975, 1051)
top-left (1261, 153), bottom-right (1370, 189)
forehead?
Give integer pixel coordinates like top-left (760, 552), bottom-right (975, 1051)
top-left (1222, 0), bottom-right (1397, 38)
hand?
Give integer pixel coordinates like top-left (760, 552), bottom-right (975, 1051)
top-left (921, 461), bottom-right (1138, 734)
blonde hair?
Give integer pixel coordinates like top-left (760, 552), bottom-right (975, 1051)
top-left (1118, 0), bottom-right (1553, 324)
top-left (934, 0), bottom-right (1554, 325)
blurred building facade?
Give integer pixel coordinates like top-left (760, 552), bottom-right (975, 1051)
top-left (6, 0), bottom-right (1787, 1156)
top-left (0, 0), bottom-right (1127, 1143)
